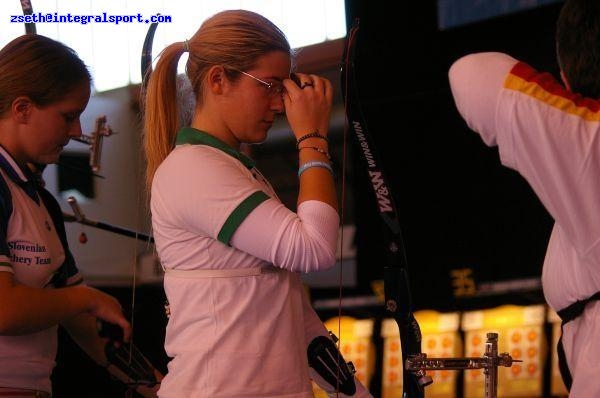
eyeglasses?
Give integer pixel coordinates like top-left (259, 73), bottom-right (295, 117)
top-left (225, 66), bottom-right (285, 97)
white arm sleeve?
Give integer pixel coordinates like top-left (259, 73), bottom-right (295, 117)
top-left (230, 199), bottom-right (340, 272)
top-left (448, 52), bottom-right (518, 148)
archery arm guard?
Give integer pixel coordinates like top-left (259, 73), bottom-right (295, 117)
top-left (307, 332), bottom-right (357, 396)
top-left (99, 321), bottom-right (158, 388)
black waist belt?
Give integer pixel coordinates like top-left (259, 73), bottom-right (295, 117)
top-left (557, 291), bottom-right (600, 323)
top-left (556, 290), bottom-right (600, 391)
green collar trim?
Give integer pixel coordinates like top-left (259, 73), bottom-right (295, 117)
top-left (175, 127), bottom-right (254, 169)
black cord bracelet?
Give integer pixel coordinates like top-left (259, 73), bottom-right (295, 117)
top-left (296, 131), bottom-right (328, 148)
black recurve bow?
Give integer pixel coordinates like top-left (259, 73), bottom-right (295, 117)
top-left (340, 18), bottom-right (431, 398)
top-left (141, 18), bottom-right (160, 90)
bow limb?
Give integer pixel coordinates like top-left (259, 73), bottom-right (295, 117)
top-left (20, 0), bottom-right (37, 34)
top-left (141, 20), bottom-right (160, 90)
top-left (340, 18), bottom-right (427, 397)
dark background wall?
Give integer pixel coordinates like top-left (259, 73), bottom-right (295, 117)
top-left (342, 0), bottom-right (562, 312)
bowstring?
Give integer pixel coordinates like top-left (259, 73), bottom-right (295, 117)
top-left (334, 23), bottom-right (359, 397)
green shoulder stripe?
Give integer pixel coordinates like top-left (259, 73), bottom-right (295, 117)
top-left (218, 191), bottom-right (269, 245)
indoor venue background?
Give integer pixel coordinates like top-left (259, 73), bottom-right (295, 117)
top-left (3, 1), bottom-right (569, 397)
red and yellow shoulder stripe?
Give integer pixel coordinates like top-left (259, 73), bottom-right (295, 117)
top-left (504, 61), bottom-right (600, 121)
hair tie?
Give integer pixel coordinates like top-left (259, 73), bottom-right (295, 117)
top-left (183, 39), bottom-right (189, 52)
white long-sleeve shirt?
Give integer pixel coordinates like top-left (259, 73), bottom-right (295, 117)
top-left (449, 52), bottom-right (600, 397)
top-left (152, 128), bottom-right (371, 397)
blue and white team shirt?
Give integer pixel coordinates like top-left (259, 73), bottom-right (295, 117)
top-left (0, 145), bottom-right (81, 393)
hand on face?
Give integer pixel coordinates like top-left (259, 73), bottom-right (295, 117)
top-left (282, 72), bottom-right (333, 139)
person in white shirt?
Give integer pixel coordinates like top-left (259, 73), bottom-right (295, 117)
top-left (448, 0), bottom-right (600, 396)
top-left (0, 34), bottom-right (161, 397)
top-left (144, 8), bottom-right (372, 398)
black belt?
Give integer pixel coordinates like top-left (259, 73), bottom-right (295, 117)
top-left (556, 291), bottom-right (600, 391)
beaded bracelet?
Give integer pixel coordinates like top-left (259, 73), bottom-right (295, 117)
top-left (298, 160), bottom-right (333, 178)
top-left (296, 131), bottom-right (328, 148)
top-left (298, 146), bottom-right (331, 161)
